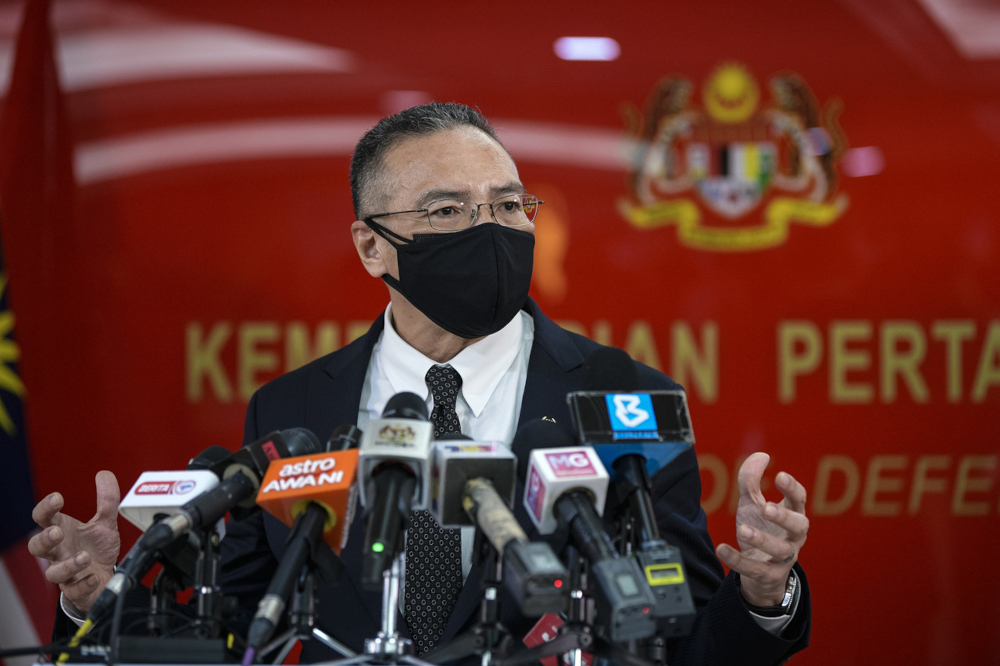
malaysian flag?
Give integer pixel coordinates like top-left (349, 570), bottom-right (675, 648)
top-left (0, 236), bottom-right (55, 666)
top-left (0, 1), bottom-right (66, 663)
top-left (0, 237), bottom-right (56, 665)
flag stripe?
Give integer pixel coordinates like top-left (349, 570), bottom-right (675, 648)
top-left (2, 536), bottom-right (56, 640)
top-left (0, 552), bottom-right (44, 666)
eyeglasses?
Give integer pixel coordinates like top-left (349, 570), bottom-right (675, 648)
top-left (364, 193), bottom-right (544, 231)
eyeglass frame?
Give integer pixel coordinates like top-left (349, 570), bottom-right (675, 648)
top-left (362, 193), bottom-right (545, 231)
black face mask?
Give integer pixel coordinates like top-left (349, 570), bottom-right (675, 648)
top-left (365, 220), bottom-right (535, 339)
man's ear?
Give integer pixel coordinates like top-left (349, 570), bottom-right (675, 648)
top-left (351, 219), bottom-right (390, 278)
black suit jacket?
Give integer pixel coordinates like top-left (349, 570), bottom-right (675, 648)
top-left (223, 299), bottom-right (810, 665)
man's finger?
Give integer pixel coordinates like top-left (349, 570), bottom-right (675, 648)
top-left (716, 543), bottom-right (772, 581)
top-left (764, 502), bottom-right (810, 541)
top-left (737, 452), bottom-right (770, 501)
top-left (739, 525), bottom-right (797, 564)
top-left (65, 573), bottom-right (101, 595)
top-left (31, 493), bottom-right (63, 528)
top-left (62, 574), bottom-right (101, 612)
top-left (93, 471), bottom-right (121, 524)
top-left (44, 551), bottom-right (92, 586)
top-left (27, 526), bottom-right (64, 560)
top-left (776, 471), bottom-right (807, 513)
top-left (717, 543), bottom-right (790, 595)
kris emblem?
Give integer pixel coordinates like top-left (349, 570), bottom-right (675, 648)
top-left (620, 63), bottom-right (849, 251)
top-left (377, 423), bottom-right (416, 446)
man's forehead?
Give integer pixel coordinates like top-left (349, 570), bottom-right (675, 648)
top-left (378, 126), bottom-right (519, 198)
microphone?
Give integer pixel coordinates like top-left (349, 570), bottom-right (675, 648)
top-left (357, 392), bottom-right (434, 589)
top-left (86, 430), bottom-right (322, 626)
top-left (568, 347), bottom-right (696, 636)
top-left (569, 348), bottom-right (694, 480)
top-left (206, 428), bottom-right (323, 517)
top-left (325, 424), bottom-right (363, 452)
top-left (188, 445), bottom-right (233, 470)
top-left (248, 438), bottom-right (361, 652)
top-left (516, 420), bottom-right (657, 643)
top-left (118, 445), bottom-right (232, 534)
top-left (118, 471), bottom-right (222, 534)
top-left (431, 440), bottom-right (568, 616)
top-left (256, 447), bottom-right (360, 553)
top-left (116, 447), bottom-right (232, 587)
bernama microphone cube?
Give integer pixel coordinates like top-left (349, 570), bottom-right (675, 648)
top-left (119, 470), bottom-right (222, 533)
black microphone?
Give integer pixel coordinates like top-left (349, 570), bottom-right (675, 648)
top-left (575, 347), bottom-right (696, 636)
top-left (188, 445), bottom-right (232, 471)
top-left (326, 424), bottom-right (363, 452)
top-left (358, 392), bottom-right (434, 589)
top-left (515, 419), bottom-right (657, 642)
top-left (579, 347), bottom-right (664, 546)
top-left (207, 428), bottom-right (322, 517)
top-left (247, 430), bottom-right (361, 653)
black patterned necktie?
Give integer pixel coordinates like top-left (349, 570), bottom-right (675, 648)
top-left (425, 364), bottom-right (463, 438)
top-left (404, 365), bottom-right (464, 654)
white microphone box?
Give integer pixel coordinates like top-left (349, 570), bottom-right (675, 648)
top-left (358, 418), bottom-right (435, 510)
top-left (523, 447), bottom-right (609, 534)
top-left (432, 441), bottom-right (516, 527)
top-left (119, 470), bottom-right (220, 532)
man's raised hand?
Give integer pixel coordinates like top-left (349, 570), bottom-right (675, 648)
top-left (28, 471), bottom-right (121, 614)
top-left (715, 452), bottom-right (809, 607)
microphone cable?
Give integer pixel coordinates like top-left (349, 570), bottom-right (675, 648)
top-left (56, 617), bottom-right (94, 664)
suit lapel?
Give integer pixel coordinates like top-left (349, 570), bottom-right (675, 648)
top-left (306, 313), bottom-right (388, 631)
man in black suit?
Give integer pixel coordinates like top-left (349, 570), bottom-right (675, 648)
top-left (32, 102), bottom-right (811, 665)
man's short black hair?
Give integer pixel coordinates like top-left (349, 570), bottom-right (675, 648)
top-left (349, 102), bottom-right (503, 219)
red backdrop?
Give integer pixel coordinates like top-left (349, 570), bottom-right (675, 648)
top-left (1, 1), bottom-right (998, 663)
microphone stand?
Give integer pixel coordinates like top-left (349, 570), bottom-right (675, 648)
top-left (192, 526), bottom-right (225, 639)
top-left (619, 507), bottom-right (667, 666)
top-left (327, 553), bottom-right (434, 666)
top-left (260, 568), bottom-right (356, 663)
top-left (148, 567), bottom-right (184, 636)
top-left (146, 531), bottom-right (210, 636)
top-left (612, 462), bottom-right (693, 665)
top-left (497, 546), bottom-right (653, 666)
top-left (422, 530), bottom-right (513, 665)
top-left (114, 527), bottom-right (231, 665)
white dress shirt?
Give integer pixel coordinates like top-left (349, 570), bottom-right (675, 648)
top-left (359, 304), bottom-right (534, 444)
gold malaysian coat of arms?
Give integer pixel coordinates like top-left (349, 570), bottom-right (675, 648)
top-left (619, 63), bottom-right (848, 251)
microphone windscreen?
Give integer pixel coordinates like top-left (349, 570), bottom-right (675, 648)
top-left (327, 424), bottom-right (363, 452)
top-left (513, 419), bottom-right (577, 480)
top-left (582, 347), bottom-right (640, 392)
top-left (283, 427), bottom-right (323, 457)
top-left (188, 445), bottom-right (231, 470)
top-left (382, 391), bottom-right (429, 421)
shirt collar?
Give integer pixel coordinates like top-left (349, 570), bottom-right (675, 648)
top-left (377, 304), bottom-right (525, 418)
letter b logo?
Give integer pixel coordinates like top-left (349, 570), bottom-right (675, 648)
top-left (607, 394), bottom-right (658, 431)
